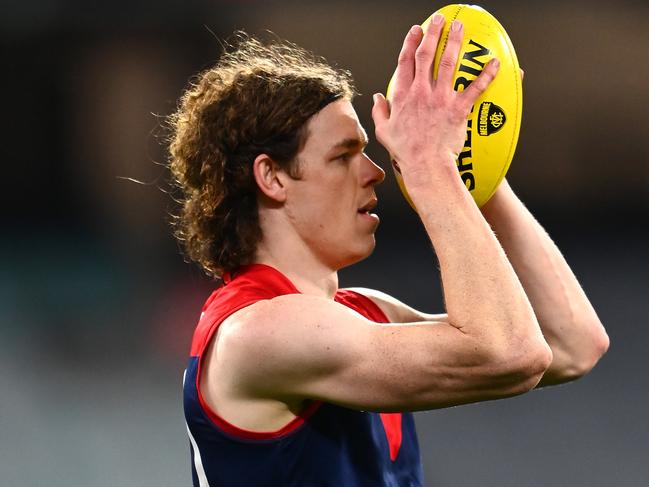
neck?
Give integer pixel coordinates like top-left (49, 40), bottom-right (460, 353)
top-left (254, 241), bottom-right (339, 299)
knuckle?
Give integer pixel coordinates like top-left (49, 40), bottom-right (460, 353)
top-left (415, 46), bottom-right (431, 60)
top-left (411, 78), bottom-right (431, 95)
top-left (474, 76), bottom-right (490, 92)
top-left (390, 90), bottom-right (405, 105)
top-left (438, 56), bottom-right (457, 71)
top-left (398, 50), bottom-right (413, 65)
top-left (450, 105), bottom-right (468, 123)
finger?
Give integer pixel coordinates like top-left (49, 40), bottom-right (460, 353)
top-left (459, 57), bottom-right (500, 110)
top-left (390, 25), bottom-right (423, 100)
top-left (413, 13), bottom-right (445, 85)
top-left (520, 68), bottom-right (525, 81)
top-left (371, 93), bottom-right (390, 143)
top-left (436, 20), bottom-right (464, 87)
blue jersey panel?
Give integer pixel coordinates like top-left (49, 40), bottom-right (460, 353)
top-left (183, 264), bottom-right (425, 486)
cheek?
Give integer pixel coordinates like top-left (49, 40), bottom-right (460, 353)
top-left (286, 176), bottom-right (357, 233)
top-left (285, 194), bottom-right (332, 238)
top-left (303, 199), bottom-right (352, 244)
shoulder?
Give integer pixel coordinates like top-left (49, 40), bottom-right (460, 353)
top-left (211, 293), bottom-right (377, 398)
top-left (223, 293), bottom-right (354, 337)
top-left (216, 294), bottom-right (372, 365)
top-left (343, 287), bottom-right (447, 324)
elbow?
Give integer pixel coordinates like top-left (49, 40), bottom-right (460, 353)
top-left (594, 325), bottom-right (610, 357)
top-left (511, 342), bottom-right (554, 393)
top-left (541, 322), bottom-right (610, 386)
top-left (586, 325), bottom-right (610, 370)
top-left (531, 343), bottom-right (554, 376)
top-left (485, 339), bottom-right (553, 396)
top-left (567, 325), bottom-right (610, 379)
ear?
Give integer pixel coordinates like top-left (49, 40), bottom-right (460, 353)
top-left (252, 154), bottom-right (288, 203)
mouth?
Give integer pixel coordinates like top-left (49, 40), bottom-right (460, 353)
top-left (357, 197), bottom-right (378, 215)
top-left (357, 198), bottom-right (379, 225)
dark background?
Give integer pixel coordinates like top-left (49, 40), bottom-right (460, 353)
top-left (2, 1), bottom-right (647, 485)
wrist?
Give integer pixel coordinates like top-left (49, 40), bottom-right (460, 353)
top-left (405, 165), bottom-right (480, 223)
top-left (401, 156), bottom-right (463, 199)
top-left (481, 179), bottom-right (516, 219)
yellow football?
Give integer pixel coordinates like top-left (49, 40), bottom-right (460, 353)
top-left (386, 4), bottom-right (523, 208)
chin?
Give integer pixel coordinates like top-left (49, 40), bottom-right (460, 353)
top-left (336, 237), bottom-right (376, 270)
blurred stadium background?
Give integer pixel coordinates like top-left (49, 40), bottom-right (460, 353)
top-left (2, 0), bottom-right (648, 485)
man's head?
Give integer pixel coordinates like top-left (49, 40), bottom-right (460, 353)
top-left (168, 34), bottom-right (356, 278)
top-left (253, 98), bottom-right (385, 273)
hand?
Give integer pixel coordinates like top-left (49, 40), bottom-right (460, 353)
top-left (372, 15), bottom-right (500, 193)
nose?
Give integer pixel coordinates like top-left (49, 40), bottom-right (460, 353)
top-left (361, 153), bottom-right (386, 187)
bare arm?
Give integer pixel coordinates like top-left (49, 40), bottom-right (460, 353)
top-left (370, 18), bottom-right (551, 375)
top-left (481, 180), bottom-right (609, 385)
top-left (217, 294), bottom-right (546, 412)
top-left (211, 18), bottom-right (552, 414)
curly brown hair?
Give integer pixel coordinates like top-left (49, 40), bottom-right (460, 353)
top-left (167, 33), bottom-right (356, 278)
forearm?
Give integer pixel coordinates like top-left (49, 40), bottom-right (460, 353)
top-left (372, 18), bottom-right (550, 375)
top-left (408, 166), bottom-right (548, 358)
top-left (481, 180), bottom-right (609, 384)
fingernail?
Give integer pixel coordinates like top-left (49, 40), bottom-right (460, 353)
top-left (451, 20), bottom-right (462, 31)
top-left (492, 58), bottom-right (500, 68)
top-left (373, 93), bottom-right (379, 104)
top-left (432, 14), bottom-right (444, 24)
top-left (410, 25), bottom-right (420, 35)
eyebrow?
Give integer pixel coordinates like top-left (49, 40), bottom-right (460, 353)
top-left (329, 136), bottom-right (369, 153)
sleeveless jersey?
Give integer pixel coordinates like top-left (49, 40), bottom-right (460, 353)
top-left (183, 264), bottom-right (424, 486)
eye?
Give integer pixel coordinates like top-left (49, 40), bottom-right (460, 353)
top-left (335, 152), bottom-right (352, 162)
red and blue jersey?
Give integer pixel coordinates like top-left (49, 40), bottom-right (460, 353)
top-left (183, 264), bottom-right (424, 486)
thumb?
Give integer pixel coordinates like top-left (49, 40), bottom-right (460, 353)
top-left (371, 93), bottom-right (389, 127)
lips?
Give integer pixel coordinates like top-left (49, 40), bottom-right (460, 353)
top-left (358, 197), bottom-right (378, 214)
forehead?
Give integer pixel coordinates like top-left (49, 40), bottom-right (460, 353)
top-left (301, 99), bottom-right (367, 153)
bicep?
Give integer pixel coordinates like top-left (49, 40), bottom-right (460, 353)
top-left (223, 295), bottom-right (534, 412)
